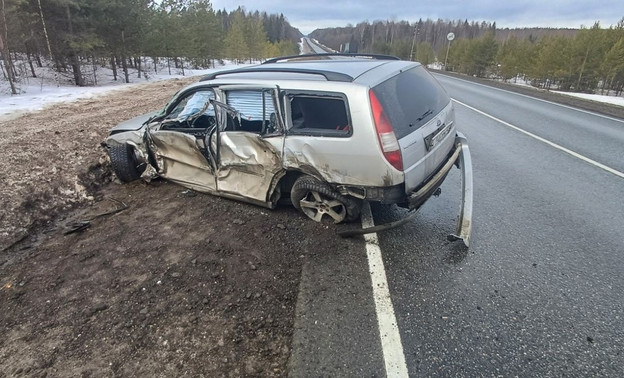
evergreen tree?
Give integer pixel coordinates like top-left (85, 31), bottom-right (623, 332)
top-left (224, 11), bottom-right (249, 62)
top-left (246, 15), bottom-right (267, 61)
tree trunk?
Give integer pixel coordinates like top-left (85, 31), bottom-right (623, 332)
top-left (137, 56), bottom-right (141, 78)
top-left (111, 56), bottom-right (117, 81)
top-left (92, 55), bottom-right (97, 85)
top-left (54, 57), bottom-right (63, 72)
top-left (37, 0), bottom-right (53, 59)
top-left (167, 56), bottom-right (171, 75)
top-left (180, 59), bottom-right (184, 76)
top-left (64, 4), bottom-right (84, 86)
top-left (121, 55), bottom-right (129, 83)
top-left (26, 51), bottom-right (36, 77)
top-left (576, 46), bottom-right (590, 91)
top-left (153, 57), bottom-right (157, 73)
top-left (1, 0), bottom-right (15, 77)
top-left (70, 53), bottom-right (84, 86)
top-left (0, 0), bottom-right (16, 94)
top-left (35, 54), bottom-right (42, 67)
top-left (0, 29), bottom-right (16, 94)
top-left (121, 30), bottom-right (129, 83)
top-left (0, 59), bottom-right (6, 79)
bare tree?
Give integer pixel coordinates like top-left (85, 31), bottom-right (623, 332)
top-left (37, 0), bottom-right (58, 86)
top-left (0, 0), bottom-right (16, 93)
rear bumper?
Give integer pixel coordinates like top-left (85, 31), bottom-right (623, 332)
top-left (447, 133), bottom-right (473, 247)
top-left (406, 138), bottom-right (462, 210)
top-left (409, 132), bottom-right (473, 246)
top-left (338, 132), bottom-right (473, 247)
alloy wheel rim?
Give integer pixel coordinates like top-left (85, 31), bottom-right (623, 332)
top-left (299, 190), bottom-right (346, 223)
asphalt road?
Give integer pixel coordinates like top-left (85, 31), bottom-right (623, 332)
top-left (303, 37), bottom-right (332, 53)
top-left (289, 59), bottom-right (624, 376)
top-left (377, 74), bottom-right (624, 376)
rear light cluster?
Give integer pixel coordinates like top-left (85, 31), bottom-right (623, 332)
top-left (369, 90), bottom-right (403, 171)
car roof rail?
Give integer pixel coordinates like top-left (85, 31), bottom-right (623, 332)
top-left (262, 53), bottom-right (401, 64)
top-left (200, 67), bottom-right (354, 82)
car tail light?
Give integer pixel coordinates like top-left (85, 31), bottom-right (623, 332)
top-left (369, 90), bottom-right (403, 171)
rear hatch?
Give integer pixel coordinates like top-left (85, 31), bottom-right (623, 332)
top-left (371, 65), bottom-right (455, 193)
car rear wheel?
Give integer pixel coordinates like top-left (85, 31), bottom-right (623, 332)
top-left (291, 176), bottom-right (361, 224)
top-left (108, 143), bottom-right (145, 182)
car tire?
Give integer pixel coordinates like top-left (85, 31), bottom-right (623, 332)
top-left (108, 143), bottom-right (145, 183)
top-left (291, 175), bottom-right (361, 223)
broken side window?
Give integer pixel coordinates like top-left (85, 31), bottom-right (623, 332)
top-left (158, 89), bottom-right (217, 133)
top-left (287, 93), bottom-right (351, 137)
top-left (166, 89), bottom-right (216, 122)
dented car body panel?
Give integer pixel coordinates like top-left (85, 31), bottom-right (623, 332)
top-left (216, 132), bottom-right (283, 202)
top-left (148, 130), bottom-right (216, 192)
top-left (105, 55), bottom-right (473, 245)
top-left (281, 87), bottom-right (404, 187)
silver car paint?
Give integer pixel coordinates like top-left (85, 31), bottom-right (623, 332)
top-left (282, 86), bottom-right (403, 187)
top-left (107, 76), bottom-right (446, 196)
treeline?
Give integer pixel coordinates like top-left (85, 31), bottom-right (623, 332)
top-left (310, 19), bottom-right (503, 64)
top-left (0, 0), bottom-right (302, 93)
top-left (311, 18), bottom-right (624, 95)
top-left (450, 22), bottom-right (624, 94)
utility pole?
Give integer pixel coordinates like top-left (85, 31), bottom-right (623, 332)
top-left (410, 29), bottom-right (415, 60)
top-left (409, 26), bottom-right (419, 61)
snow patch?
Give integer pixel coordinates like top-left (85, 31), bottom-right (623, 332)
top-left (553, 91), bottom-right (624, 107)
top-left (0, 60), bottom-right (253, 122)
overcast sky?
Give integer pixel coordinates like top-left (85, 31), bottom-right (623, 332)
top-left (210, 0), bottom-right (624, 35)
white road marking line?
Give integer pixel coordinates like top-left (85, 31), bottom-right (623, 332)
top-left (453, 98), bottom-right (624, 180)
top-left (361, 202), bottom-right (409, 377)
top-left (436, 73), bottom-right (624, 124)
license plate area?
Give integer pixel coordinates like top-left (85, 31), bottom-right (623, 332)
top-left (424, 122), bottom-right (452, 151)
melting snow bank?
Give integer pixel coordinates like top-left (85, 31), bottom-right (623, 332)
top-left (552, 91), bottom-right (624, 108)
top-left (0, 62), bottom-right (252, 122)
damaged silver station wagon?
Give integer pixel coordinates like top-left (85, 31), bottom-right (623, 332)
top-left (105, 53), bottom-right (473, 246)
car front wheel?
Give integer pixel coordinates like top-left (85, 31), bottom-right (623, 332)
top-left (108, 143), bottom-right (145, 183)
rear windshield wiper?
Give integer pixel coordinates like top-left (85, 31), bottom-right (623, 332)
top-left (415, 109), bottom-right (433, 122)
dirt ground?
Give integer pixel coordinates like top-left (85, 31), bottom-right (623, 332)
top-left (0, 77), bottom-right (354, 377)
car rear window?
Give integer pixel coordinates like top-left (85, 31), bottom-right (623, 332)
top-left (372, 66), bottom-right (450, 139)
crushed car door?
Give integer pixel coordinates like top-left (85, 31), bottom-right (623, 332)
top-left (211, 87), bottom-right (285, 204)
top-left (147, 88), bottom-right (217, 193)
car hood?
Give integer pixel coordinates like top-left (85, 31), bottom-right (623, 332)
top-left (110, 111), bottom-right (160, 133)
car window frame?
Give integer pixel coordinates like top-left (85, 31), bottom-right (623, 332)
top-left (216, 85), bottom-right (286, 138)
top-left (283, 90), bottom-right (353, 138)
